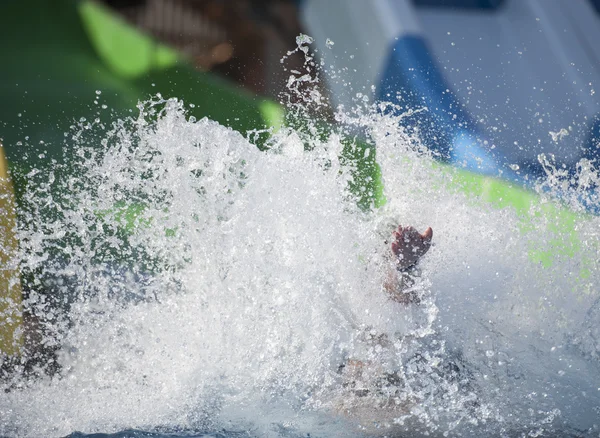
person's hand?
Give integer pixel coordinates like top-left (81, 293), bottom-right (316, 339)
top-left (391, 225), bottom-right (433, 270)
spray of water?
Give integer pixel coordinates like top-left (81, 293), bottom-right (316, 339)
top-left (2, 36), bottom-right (600, 438)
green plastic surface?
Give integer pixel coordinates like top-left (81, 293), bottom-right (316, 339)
top-left (0, 0), bottom-right (587, 271)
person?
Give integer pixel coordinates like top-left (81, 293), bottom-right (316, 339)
top-left (384, 225), bottom-right (433, 305)
top-left (337, 224), bottom-right (434, 399)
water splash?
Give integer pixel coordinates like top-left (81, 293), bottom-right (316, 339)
top-left (2, 40), bottom-right (600, 438)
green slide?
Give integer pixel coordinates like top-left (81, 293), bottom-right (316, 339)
top-left (0, 0), bottom-right (283, 178)
top-left (0, 0), bottom-right (284, 356)
top-left (0, 0), bottom-right (587, 357)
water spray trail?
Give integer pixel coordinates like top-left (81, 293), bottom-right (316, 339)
top-left (2, 37), bottom-right (600, 438)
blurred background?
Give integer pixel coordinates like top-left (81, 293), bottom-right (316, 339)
top-left (0, 0), bottom-right (303, 173)
top-left (2, 0), bottom-right (600, 184)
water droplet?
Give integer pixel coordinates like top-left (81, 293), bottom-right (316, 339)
top-left (296, 34), bottom-right (314, 46)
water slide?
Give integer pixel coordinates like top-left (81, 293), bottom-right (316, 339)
top-left (297, 0), bottom-right (594, 268)
top-left (300, 0), bottom-right (600, 178)
top-left (0, 0), bottom-right (282, 356)
top-left (0, 0), bottom-right (594, 356)
top-left (0, 0), bottom-right (282, 179)
top-left (1, 1), bottom-right (600, 436)
top-left (0, 145), bottom-right (22, 357)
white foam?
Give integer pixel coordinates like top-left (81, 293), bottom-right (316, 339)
top-left (3, 89), bottom-right (600, 438)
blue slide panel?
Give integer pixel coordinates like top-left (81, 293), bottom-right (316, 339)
top-left (378, 35), bottom-right (503, 177)
top-left (412, 0), bottom-right (505, 9)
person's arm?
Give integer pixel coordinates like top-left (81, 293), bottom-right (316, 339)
top-left (384, 225), bottom-right (432, 304)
